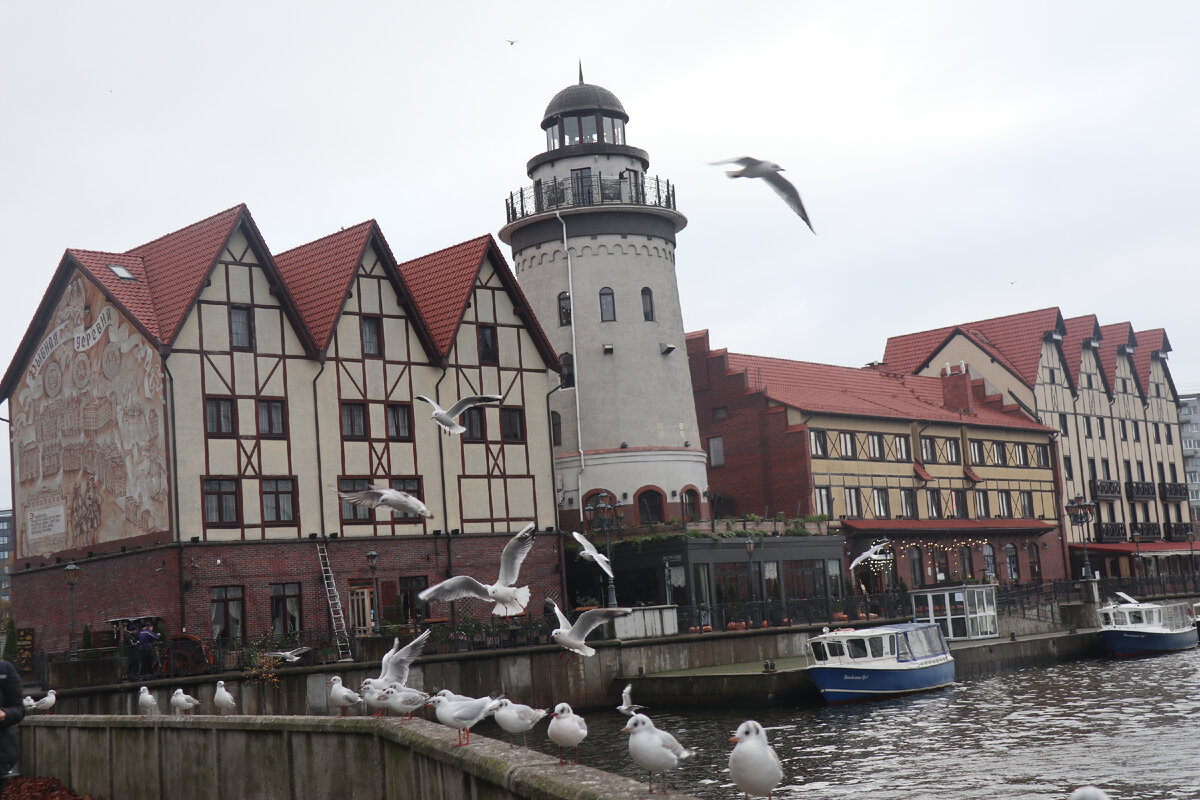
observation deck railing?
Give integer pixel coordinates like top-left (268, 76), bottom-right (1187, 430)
top-left (505, 173), bottom-right (677, 223)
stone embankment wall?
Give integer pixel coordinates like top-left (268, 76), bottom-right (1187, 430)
top-left (21, 715), bottom-right (698, 800)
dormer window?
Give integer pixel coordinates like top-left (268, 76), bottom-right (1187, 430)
top-left (107, 264), bottom-right (135, 280)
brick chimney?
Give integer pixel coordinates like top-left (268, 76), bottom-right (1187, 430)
top-left (941, 362), bottom-right (974, 415)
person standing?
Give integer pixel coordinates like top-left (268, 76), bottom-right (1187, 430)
top-left (137, 623), bottom-right (161, 677)
top-left (0, 659), bottom-right (26, 794)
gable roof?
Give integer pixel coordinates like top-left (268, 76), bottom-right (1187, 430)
top-left (1061, 314), bottom-right (1101, 389)
top-left (1096, 322), bottom-right (1138, 398)
top-left (882, 307), bottom-right (1066, 388)
top-left (720, 351), bottom-right (1048, 431)
top-left (1133, 328), bottom-right (1175, 401)
top-left (398, 234), bottom-right (559, 370)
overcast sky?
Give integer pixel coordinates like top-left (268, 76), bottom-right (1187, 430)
top-left (3, 1), bottom-right (1200, 507)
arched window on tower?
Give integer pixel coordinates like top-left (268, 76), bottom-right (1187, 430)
top-left (637, 489), bottom-right (665, 524)
top-left (559, 353), bottom-right (574, 388)
top-left (641, 287), bottom-right (655, 322)
top-left (550, 411), bottom-right (562, 447)
top-left (599, 288), bottom-right (616, 322)
top-left (557, 292), bottom-right (571, 326)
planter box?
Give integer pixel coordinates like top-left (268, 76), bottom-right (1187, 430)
top-left (613, 605), bottom-right (679, 640)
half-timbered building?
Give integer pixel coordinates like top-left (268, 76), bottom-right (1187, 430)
top-left (1, 205), bottom-right (561, 653)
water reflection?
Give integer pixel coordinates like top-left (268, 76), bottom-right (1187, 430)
top-left (474, 648), bottom-right (1200, 799)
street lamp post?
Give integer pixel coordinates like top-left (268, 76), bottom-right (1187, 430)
top-left (584, 493), bottom-right (621, 608)
top-left (1188, 530), bottom-right (1196, 592)
top-left (64, 563), bottom-right (79, 660)
top-left (366, 549), bottom-right (379, 634)
top-left (1065, 494), bottom-right (1096, 580)
top-left (745, 538), bottom-right (756, 603)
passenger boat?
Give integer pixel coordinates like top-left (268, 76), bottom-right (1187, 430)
top-left (1097, 593), bottom-right (1198, 658)
top-left (805, 622), bottom-right (955, 704)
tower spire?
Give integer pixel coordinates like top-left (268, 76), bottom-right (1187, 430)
top-left (578, 60), bottom-right (584, 85)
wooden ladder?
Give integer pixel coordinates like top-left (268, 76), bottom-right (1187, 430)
top-left (317, 543), bottom-right (354, 661)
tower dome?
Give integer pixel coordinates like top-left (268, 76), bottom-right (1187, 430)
top-left (542, 81), bottom-right (628, 128)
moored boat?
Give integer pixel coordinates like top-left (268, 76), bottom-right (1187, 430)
top-left (805, 622), bottom-right (955, 704)
top-left (1098, 593), bottom-right (1198, 658)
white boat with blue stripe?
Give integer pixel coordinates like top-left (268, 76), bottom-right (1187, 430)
top-left (805, 622), bottom-right (955, 704)
top-left (1098, 592), bottom-right (1198, 658)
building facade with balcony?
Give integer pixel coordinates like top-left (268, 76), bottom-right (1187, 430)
top-left (884, 309), bottom-right (1191, 580)
top-left (1180, 393), bottom-right (1200, 523)
top-left (498, 73), bottom-right (708, 529)
top-left (687, 331), bottom-right (1064, 592)
top-left (1, 205), bottom-right (564, 655)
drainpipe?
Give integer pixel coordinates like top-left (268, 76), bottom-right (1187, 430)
top-left (163, 357), bottom-right (185, 632)
top-left (434, 367), bottom-right (456, 634)
top-left (554, 209), bottom-right (586, 508)
top-left (545, 383), bottom-right (566, 601)
top-left (311, 360), bottom-right (328, 535)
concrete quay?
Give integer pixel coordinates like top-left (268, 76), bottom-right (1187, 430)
top-left (622, 627), bottom-right (1109, 708)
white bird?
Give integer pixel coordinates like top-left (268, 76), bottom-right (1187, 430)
top-left (327, 675), bottom-right (363, 716)
top-left (849, 539), bottom-right (891, 572)
top-left (545, 599), bottom-right (631, 658)
top-left (419, 523), bottom-right (536, 616)
top-left (494, 699), bottom-right (548, 748)
top-left (22, 696), bottom-right (34, 710)
top-left (334, 484), bottom-right (434, 519)
top-left (380, 685), bottom-right (429, 721)
top-left (729, 720), bottom-right (784, 799)
top-left (616, 683), bottom-right (645, 717)
top-left (137, 686), bottom-right (158, 716)
top-left (434, 688), bottom-right (475, 703)
top-left (426, 693), bottom-right (503, 746)
top-left (32, 689), bottom-right (56, 714)
top-left (360, 682), bottom-right (391, 717)
top-left (415, 394), bottom-right (504, 435)
top-left (571, 531), bottom-right (614, 579)
top-left (362, 630), bottom-right (431, 693)
top-left (1068, 788), bottom-right (1113, 800)
top-left (259, 646), bottom-right (312, 663)
top-left (213, 681), bottom-right (236, 715)
top-left (546, 702), bottom-right (588, 764)
top-left (623, 713), bottom-right (691, 794)
top-left (710, 156), bottom-right (814, 233)
top-left (170, 688), bottom-right (201, 716)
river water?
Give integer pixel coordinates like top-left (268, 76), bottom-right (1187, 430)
top-left (476, 647), bottom-right (1200, 799)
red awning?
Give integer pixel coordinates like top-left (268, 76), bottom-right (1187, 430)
top-left (842, 518), bottom-right (1055, 534)
top-left (1070, 541), bottom-right (1198, 556)
top-left (913, 463), bottom-right (933, 481)
top-left (963, 465), bottom-right (983, 483)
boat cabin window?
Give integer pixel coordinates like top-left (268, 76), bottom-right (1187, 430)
top-left (810, 641), bottom-right (828, 661)
top-left (1128, 610), bottom-right (1144, 625)
top-left (868, 637), bottom-right (884, 658)
top-left (827, 641), bottom-right (845, 658)
top-left (1100, 612), bottom-right (1113, 626)
top-left (847, 638), bottom-right (868, 659)
top-left (1111, 611), bottom-right (1127, 625)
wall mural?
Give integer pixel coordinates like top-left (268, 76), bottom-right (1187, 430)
top-left (10, 275), bottom-right (169, 557)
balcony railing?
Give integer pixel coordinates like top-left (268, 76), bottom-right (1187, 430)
top-left (1089, 479), bottom-right (1121, 499)
top-left (1130, 522), bottom-right (1162, 542)
top-left (1125, 481), bottom-right (1157, 500)
top-left (1164, 522), bottom-right (1195, 542)
top-left (505, 173), bottom-right (677, 223)
top-left (1159, 482), bottom-right (1189, 502)
top-left (1094, 522), bottom-right (1127, 543)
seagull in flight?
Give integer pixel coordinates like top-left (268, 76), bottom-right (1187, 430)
top-left (259, 645), bottom-right (312, 663)
top-left (334, 484), bottom-right (434, 518)
top-left (710, 156), bottom-right (815, 233)
top-left (849, 539), bottom-right (891, 571)
top-left (616, 683), bottom-right (645, 716)
top-left (415, 394), bottom-right (504, 435)
top-left (362, 630), bottom-right (431, 692)
top-left (418, 523), bottom-right (537, 615)
top-left (545, 599), bottom-right (631, 658)
top-left (571, 531), bottom-right (614, 578)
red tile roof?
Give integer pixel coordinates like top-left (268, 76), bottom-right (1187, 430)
top-left (65, 250), bottom-right (163, 343)
top-left (1132, 328), bottom-right (1170, 398)
top-left (398, 235), bottom-right (492, 359)
top-left (275, 221), bottom-right (376, 351)
top-left (721, 351), bottom-right (1048, 431)
top-left (882, 307), bottom-right (1065, 388)
top-left (1061, 314), bottom-right (1100, 389)
top-left (1096, 322), bottom-right (1137, 397)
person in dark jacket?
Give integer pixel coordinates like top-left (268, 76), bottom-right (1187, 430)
top-left (137, 624), bottom-right (161, 677)
top-left (0, 659), bottom-right (26, 793)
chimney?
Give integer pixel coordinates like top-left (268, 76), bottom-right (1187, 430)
top-left (941, 362), bottom-right (974, 414)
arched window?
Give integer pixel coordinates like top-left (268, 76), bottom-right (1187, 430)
top-left (681, 489), bottom-right (699, 522)
top-left (599, 287), bottom-right (616, 322)
top-left (641, 287), bottom-right (655, 321)
top-left (982, 544), bottom-right (996, 579)
top-left (557, 292), bottom-right (571, 326)
top-left (908, 547), bottom-right (923, 588)
top-left (559, 353), bottom-right (574, 388)
top-left (637, 489), bottom-right (665, 524)
top-left (959, 546), bottom-right (975, 580)
top-left (1026, 542), bottom-right (1042, 582)
top-left (1005, 544), bottom-right (1020, 582)
top-left (550, 411), bottom-right (562, 447)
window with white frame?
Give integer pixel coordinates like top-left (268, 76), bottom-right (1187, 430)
top-left (839, 432), bottom-right (857, 459)
top-left (867, 433), bottom-right (884, 460)
top-left (813, 487), bottom-right (832, 516)
top-left (844, 488), bottom-right (862, 517)
top-left (997, 491), bottom-right (1013, 518)
top-left (810, 429), bottom-right (828, 457)
top-left (872, 488), bottom-right (890, 518)
top-left (946, 438), bottom-right (961, 464)
top-left (894, 435), bottom-right (911, 461)
top-left (926, 490), bottom-right (943, 519)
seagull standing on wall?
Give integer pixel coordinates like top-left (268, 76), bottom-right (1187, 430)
top-left (729, 719), bottom-right (784, 799)
top-left (709, 156), bottom-right (815, 233)
top-left (137, 686), bottom-right (158, 716)
top-left (419, 523), bottom-right (537, 615)
top-left (334, 484), bottom-right (434, 519)
top-left (622, 713), bottom-right (691, 794)
top-left (415, 394), bottom-right (504, 435)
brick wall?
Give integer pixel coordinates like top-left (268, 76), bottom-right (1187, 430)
top-left (12, 533), bottom-right (566, 653)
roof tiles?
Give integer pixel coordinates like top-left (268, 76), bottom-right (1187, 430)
top-left (397, 235), bottom-right (492, 359)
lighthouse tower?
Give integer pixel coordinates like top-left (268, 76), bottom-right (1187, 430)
top-left (499, 73), bottom-right (708, 528)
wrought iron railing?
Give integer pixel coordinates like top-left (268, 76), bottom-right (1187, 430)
top-left (1164, 522), bottom-right (1195, 542)
top-left (1094, 522), bottom-right (1127, 543)
top-left (1159, 482), bottom-right (1189, 501)
top-left (505, 173), bottom-right (677, 223)
top-left (1130, 522), bottom-right (1162, 541)
top-left (1125, 480), bottom-right (1157, 500)
top-left (1089, 479), bottom-right (1121, 499)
